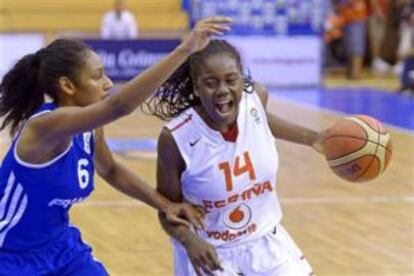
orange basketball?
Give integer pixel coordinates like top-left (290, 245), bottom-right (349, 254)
top-left (322, 115), bottom-right (392, 182)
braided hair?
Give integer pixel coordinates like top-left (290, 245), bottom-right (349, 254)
top-left (143, 39), bottom-right (254, 121)
top-left (0, 39), bottom-right (90, 135)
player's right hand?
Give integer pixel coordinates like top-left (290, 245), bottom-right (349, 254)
top-left (312, 129), bottom-right (328, 154)
top-left (178, 16), bottom-right (232, 55)
top-left (183, 235), bottom-right (223, 275)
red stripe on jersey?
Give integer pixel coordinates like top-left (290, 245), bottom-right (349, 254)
top-left (221, 122), bottom-right (238, 142)
top-left (170, 114), bottom-right (192, 132)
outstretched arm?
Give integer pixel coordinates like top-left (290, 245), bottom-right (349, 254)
top-left (30, 17), bottom-right (232, 144)
top-left (93, 128), bottom-right (204, 228)
top-left (254, 82), bottom-right (325, 152)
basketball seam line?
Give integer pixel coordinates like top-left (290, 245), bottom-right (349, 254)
top-left (351, 116), bottom-right (379, 133)
top-left (326, 135), bottom-right (390, 151)
top-left (354, 119), bottom-right (381, 181)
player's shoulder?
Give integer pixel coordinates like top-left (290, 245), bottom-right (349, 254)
top-left (252, 81), bottom-right (269, 107)
top-left (165, 109), bottom-right (194, 133)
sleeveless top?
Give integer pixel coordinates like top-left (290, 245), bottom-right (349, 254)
top-left (166, 91), bottom-right (282, 248)
top-left (0, 103), bottom-right (95, 251)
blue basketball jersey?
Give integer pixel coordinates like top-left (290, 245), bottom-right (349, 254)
top-left (0, 102), bottom-right (95, 252)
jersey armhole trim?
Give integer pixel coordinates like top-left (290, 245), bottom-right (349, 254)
top-left (13, 110), bottom-right (73, 169)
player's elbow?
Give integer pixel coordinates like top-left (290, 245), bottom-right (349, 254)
top-left (96, 159), bottom-right (117, 182)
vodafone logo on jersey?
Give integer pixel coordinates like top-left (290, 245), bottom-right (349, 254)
top-left (222, 203), bottom-right (252, 230)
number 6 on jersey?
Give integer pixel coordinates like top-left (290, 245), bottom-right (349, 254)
top-left (77, 158), bottom-right (90, 189)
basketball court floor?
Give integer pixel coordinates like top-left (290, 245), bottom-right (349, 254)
top-left (1, 78), bottom-right (413, 275)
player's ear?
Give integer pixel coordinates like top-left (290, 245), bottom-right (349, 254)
top-left (193, 88), bottom-right (199, 97)
top-left (58, 76), bottom-right (76, 96)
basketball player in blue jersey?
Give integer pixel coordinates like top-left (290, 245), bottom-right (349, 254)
top-left (0, 17), bottom-right (231, 276)
top-left (145, 40), bottom-right (326, 275)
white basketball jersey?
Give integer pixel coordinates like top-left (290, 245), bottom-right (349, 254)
top-left (166, 91), bottom-right (282, 248)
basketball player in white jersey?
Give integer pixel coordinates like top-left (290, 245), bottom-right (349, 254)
top-left (144, 40), bottom-right (325, 275)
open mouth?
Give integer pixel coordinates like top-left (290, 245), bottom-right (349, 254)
top-left (215, 100), bottom-right (234, 115)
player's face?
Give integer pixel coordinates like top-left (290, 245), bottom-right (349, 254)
top-left (73, 50), bottom-right (113, 106)
top-left (194, 54), bottom-right (243, 131)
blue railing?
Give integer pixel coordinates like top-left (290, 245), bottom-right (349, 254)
top-left (186, 0), bottom-right (327, 36)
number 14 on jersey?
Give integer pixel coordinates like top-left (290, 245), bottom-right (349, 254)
top-left (218, 151), bottom-right (257, 192)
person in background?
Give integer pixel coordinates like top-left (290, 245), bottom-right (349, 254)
top-left (394, 1), bottom-right (414, 72)
top-left (339, 0), bottom-right (368, 79)
top-left (0, 17), bottom-right (231, 275)
top-left (324, 0), bottom-right (346, 67)
top-left (368, 0), bottom-right (391, 74)
top-left (101, 0), bottom-right (138, 39)
top-left (394, 0), bottom-right (414, 93)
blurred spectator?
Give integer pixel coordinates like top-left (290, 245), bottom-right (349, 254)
top-left (394, 0), bottom-right (414, 74)
top-left (395, 0), bottom-right (414, 93)
top-left (101, 0), bottom-right (138, 39)
top-left (400, 51), bottom-right (414, 94)
top-left (368, 0), bottom-right (391, 74)
top-left (324, 1), bottom-right (346, 66)
top-left (339, 0), bottom-right (368, 79)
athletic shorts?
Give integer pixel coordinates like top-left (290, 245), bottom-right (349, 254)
top-left (0, 226), bottom-right (108, 276)
top-left (344, 21), bottom-right (366, 56)
top-left (172, 224), bottom-right (314, 276)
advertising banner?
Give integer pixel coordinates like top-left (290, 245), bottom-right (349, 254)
top-left (84, 39), bottom-right (181, 82)
top-left (226, 36), bottom-right (322, 87)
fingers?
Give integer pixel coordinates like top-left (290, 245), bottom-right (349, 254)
top-left (199, 16), bottom-right (232, 25)
top-left (196, 17), bottom-right (232, 36)
top-left (180, 16), bottom-right (232, 54)
top-left (186, 237), bottom-right (222, 275)
top-left (191, 254), bottom-right (222, 276)
top-left (208, 25), bottom-right (231, 36)
top-left (201, 266), bottom-right (215, 276)
top-left (191, 259), bottom-right (203, 276)
top-left (189, 214), bottom-right (205, 231)
top-left (166, 214), bottom-right (190, 228)
top-left (191, 257), bottom-right (210, 276)
top-left (194, 205), bottom-right (205, 218)
top-left (183, 206), bottom-right (206, 231)
top-left (202, 252), bottom-right (223, 273)
top-left (196, 24), bottom-right (231, 37)
top-left (197, 20), bottom-right (231, 30)
top-left (195, 205), bottom-right (205, 214)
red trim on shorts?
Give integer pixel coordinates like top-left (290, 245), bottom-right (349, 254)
top-left (170, 114), bottom-right (193, 132)
top-left (221, 122), bottom-right (238, 142)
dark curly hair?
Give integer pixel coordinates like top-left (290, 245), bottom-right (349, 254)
top-left (0, 39), bottom-right (90, 135)
top-left (142, 39), bottom-right (254, 121)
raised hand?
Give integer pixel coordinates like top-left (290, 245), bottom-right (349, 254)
top-left (179, 16), bottom-right (232, 55)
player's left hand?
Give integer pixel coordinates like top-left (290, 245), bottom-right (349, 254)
top-left (178, 16), bottom-right (232, 54)
top-left (164, 203), bottom-right (206, 230)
